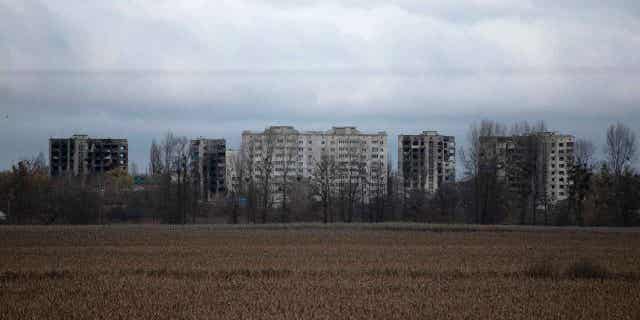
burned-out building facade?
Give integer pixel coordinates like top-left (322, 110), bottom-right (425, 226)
top-left (49, 135), bottom-right (128, 177)
top-left (190, 138), bottom-right (226, 201)
top-left (479, 132), bottom-right (575, 203)
top-left (398, 131), bottom-right (456, 195)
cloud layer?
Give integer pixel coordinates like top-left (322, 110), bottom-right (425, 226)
top-left (1, 0), bottom-right (639, 170)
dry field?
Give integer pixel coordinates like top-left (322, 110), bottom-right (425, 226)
top-left (1, 224), bottom-right (639, 319)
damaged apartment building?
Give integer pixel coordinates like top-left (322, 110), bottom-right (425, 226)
top-left (398, 131), bottom-right (456, 195)
top-left (479, 132), bottom-right (575, 203)
top-left (190, 138), bottom-right (226, 201)
top-left (49, 134), bottom-right (128, 177)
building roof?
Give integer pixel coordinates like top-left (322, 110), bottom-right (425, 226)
top-left (242, 126), bottom-right (386, 136)
top-left (50, 134), bottom-right (127, 141)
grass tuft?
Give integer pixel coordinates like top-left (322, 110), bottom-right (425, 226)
top-left (524, 260), bottom-right (556, 279)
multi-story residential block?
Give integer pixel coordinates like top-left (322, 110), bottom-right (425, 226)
top-left (190, 138), bottom-right (226, 201)
top-left (398, 131), bottom-right (456, 194)
top-left (241, 126), bottom-right (388, 204)
top-left (49, 134), bottom-right (128, 177)
top-left (479, 132), bottom-right (575, 202)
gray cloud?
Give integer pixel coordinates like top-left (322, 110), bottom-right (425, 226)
top-left (1, 0), bottom-right (639, 171)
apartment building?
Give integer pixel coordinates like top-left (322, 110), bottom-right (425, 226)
top-left (49, 134), bottom-right (128, 177)
top-left (241, 126), bottom-right (388, 203)
top-left (479, 132), bottom-right (575, 202)
top-left (190, 138), bottom-right (226, 201)
top-left (398, 131), bottom-right (456, 194)
top-left (225, 149), bottom-right (240, 195)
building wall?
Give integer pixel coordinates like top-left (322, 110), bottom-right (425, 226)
top-left (398, 131), bottom-right (456, 195)
top-left (225, 149), bottom-right (240, 195)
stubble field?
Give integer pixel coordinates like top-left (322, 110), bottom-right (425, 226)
top-left (1, 224), bottom-right (639, 319)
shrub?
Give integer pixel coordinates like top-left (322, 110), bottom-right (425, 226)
top-left (564, 259), bottom-right (610, 279)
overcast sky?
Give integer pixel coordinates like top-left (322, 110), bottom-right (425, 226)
top-left (1, 0), bottom-right (639, 172)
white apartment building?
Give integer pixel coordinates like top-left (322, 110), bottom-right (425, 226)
top-left (544, 133), bottom-right (575, 201)
top-left (240, 126), bottom-right (388, 204)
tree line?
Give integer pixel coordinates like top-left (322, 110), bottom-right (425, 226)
top-left (0, 122), bottom-right (638, 226)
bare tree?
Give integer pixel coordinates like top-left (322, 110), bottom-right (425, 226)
top-left (149, 139), bottom-right (163, 175)
top-left (148, 131), bottom-right (194, 224)
top-left (567, 138), bottom-right (595, 225)
top-left (509, 122), bottom-right (548, 225)
top-left (459, 120), bottom-right (507, 224)
top-left (606, 122), bottom-right (637, 176)
top-left (226, 150), bottom-right (243, 224)
top-left (277, 132), bottom-right (298, 222)
top-left (174, 137), bottom-right (192, 224)
top-left (129, 162), bottom-right (139, 176)
top-left (369, 159), bottom-right (386, 222)
top-left (605, 122), bottom-right (637, 225)
top-left (385, 160), bottom-right (401, 222)
top-left (311, 152), bottom-right (338, 223)
top-left (575, 139), bottom-right (596, 167)
top-left (255, 129), bottom-right (276, 223)
top-left (408, 141), bottom-right (428, 222)
top-left (240, 139), bottom-right (259, 223)
top-left (335, 137), bottom-right (366, 222)
top-left (460, 120), bottom-right (507, 179)
top-left (433, 182), bottom-right (459, 222)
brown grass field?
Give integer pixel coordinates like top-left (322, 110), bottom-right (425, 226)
top-left (1, 224), bottom-right (639, 319)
